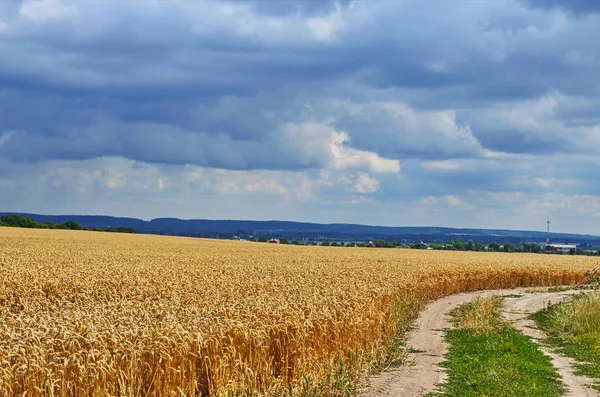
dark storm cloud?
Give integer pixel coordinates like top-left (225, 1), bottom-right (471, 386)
top-left (0, 0), bottom-right (599, 184)
top-left (524, 0), bottom-right (600, 14)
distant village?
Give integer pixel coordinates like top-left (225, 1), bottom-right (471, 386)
top-left (234, 236), bottom-right (598, 256)
top-left (3, 213), bottom-right (598, 256)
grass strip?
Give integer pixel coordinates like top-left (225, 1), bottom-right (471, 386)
top-left (533, 291), bottom-right (600, 391)
top-left (430, 296), bottom-right (564, 397)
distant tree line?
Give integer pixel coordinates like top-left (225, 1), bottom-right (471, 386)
top-left (433, 238), bottom-right (600, 256)
top-left (250, 236), bottom-right (600, 256)
top-left (0, 214), bottom-right (137, 234)
top-left (3, 213), bottom-right (595, 255)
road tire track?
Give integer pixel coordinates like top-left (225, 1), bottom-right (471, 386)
top-left (362, 288), bottom-right (598, 397)
top-left (502, 291), bottom-right (597, 397)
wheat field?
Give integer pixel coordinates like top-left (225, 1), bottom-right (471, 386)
top-left (0, 228), bottom-right (595, 396)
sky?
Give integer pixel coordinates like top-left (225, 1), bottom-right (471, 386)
top-left (1, 0), bottom-right (600, 234)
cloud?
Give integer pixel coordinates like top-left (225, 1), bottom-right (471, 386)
top-left (0, 119), bottom-right (399, 174)
top-left (0, 0), bottom-right (599, 233)
top-left (0, 130), bottom-right (15, 147)
top-left (523, 0), bottom-right (600, 14)
top-left (336, 101), bottom-right (482, 160)
top-left (19, 0), bottom-right (73, 21)
top-left (466, 93), bottom-right (600, 155)
top-left (343, 195), bottom-right (374, 205)
top-left (243, 0), bottom-right (353, 17)
top-left (305, 5), bottom-right (345, 43)
top-left (329, 131), bottom-right (401, 173)
top-left (351, 174), bottom-right (379, 194)
top-left (445, 195), bottom-right (462, 207)
top-left (420, 194), bottom-right (462, 207)
top-left (420, 160), bottom-right (463, 171)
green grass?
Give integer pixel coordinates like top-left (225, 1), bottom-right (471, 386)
top-left (534, 291), bottom-right (600, 391)
top-left (429, 296), bottom-right (564, 397)
top-left (524, 286), bottom-right (580, 294)
top-left (547, 285), bottom-right (577, 293)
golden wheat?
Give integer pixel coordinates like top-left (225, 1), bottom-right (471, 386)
top-left (0, 228), bottom-right (594, 396)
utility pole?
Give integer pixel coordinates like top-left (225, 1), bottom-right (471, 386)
top-left (546, 221), bottom-right (550, 245)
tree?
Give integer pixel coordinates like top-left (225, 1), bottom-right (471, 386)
top-left (473, 242), bottom-right (485, 252)
top-left (545, 245), bottom-right (558, 254)
top-left (321, 241), bottom-right (331, 246)
top-left (0, 215), bottom-right (39, 228)
top-left (453, 239), bottom-right (466, 251)
top-left (257, 236), bottom-right (267, 243)
top-left (503, 243), bottom-right (514, 252)
top-left (279, 238), bottom-right (289, 244)
top-left (465, 240), bottom-right (474, 251)
top-left (330, 242), bottom-right (340, 247)
top-left (106, 226), bottom-right (137, 234)
top-left (531, 243), bottom-right (542, 253)
top-left (375, 239), bottom-right (393, 248)
top-left (488, 242), bottom-right (500, 252)
top-left (290, 240), bottom-right (301, 245)
top-left (62, 220), bottom-right (82, 230)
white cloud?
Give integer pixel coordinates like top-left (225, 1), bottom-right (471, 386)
top-left (482, 150), bottom-right (535, 159)
top-left (419, 195), bottom-right (462, 207)
top-left (0, 19), bottom-right (7, 32)
top-left (420, 196), bottom-right (438, 205)
top-left (471, 93), bottom-right (600, 154)
top-left (185, 169), bottom-right (203, 183)
top-left (445, 195), bottom-right (462, 207)
top-left (31, 163), bottom-right (127, 193)
top-left (209, 169), bottom-right (299, 199)
top-left (419, 194), bottom-right (461, 207)
top-left (329, 131), bottom-right (401, 173)
top-left (157, 177), bottom-right (169, 191)
top-left (352, 173), bottom-right (380, 193)
top-left (0, 130), bottom-right (15, 147)
top-left (495, 95), bottom-right (558, 128)
top-left (488, 192), bottom-right (525, 203)
top-left (305, 5), bottom-right (344, 43)
top-left (421, 159), bottom-right (463, 170)
top-left (339, 101), bottom-right (482, 159)
top-left (19, 0), bottom-right (73, 21)
top-left (343, 196), bottom-right (374, 205)
top-left (534, 178), bottom-right (558, 188)
top-left (278, 122), bottom-right (401, 174)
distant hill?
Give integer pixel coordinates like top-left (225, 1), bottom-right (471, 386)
top-left (1, 212), bottom-right (599, 245)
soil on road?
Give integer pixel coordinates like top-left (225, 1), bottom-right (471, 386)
top-left (362, 288), bottom-right (598, 397)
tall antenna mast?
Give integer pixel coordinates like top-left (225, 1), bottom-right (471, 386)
top-left (546, 221), bottom-right (550, 245)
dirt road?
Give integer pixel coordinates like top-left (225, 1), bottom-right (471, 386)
top-left (362, 288), bottom-right (598, 397)
top-left (502, 291), bottom-right (597, 397)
